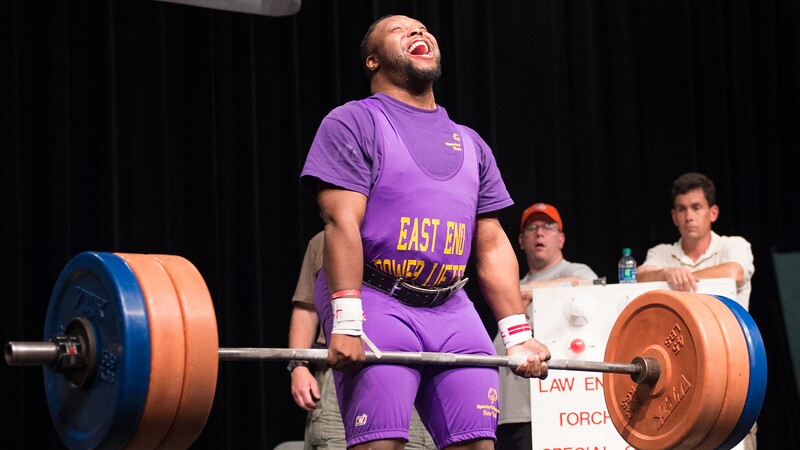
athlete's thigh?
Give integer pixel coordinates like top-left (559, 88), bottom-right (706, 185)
top-left (334, 363), bottom-right (422, 446)
top-left (416, 365), bottom-right (499, 448)
top-left (414, 294), bottom-right (500, 447)
top-left (332, 290), bottom-right (427, 446)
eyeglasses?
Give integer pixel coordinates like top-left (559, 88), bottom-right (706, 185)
top-left (524, 222), bottom-right (560, 233)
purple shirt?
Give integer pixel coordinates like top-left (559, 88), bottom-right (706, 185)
top-left (302, 93), bottom-right (513, 287)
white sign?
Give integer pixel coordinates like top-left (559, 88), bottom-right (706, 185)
top-left (529, 279), bottom-right (741, 450)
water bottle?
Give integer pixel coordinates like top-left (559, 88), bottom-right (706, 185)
top-left (618, 248), bottom-right (637, 283)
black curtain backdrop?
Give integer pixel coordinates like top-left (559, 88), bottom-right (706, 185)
top-left (2, 1), bottom-right (799, 448)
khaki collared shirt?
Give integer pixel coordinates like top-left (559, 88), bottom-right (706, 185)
top-left (641, 231), bottom-right (754, 308)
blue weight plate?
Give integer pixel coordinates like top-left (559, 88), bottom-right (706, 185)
top-left (43, 252), bottom-right (151, 450)
top-left (712, 295), bottom-right (767, 450)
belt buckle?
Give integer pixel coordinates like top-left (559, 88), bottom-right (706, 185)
top-left (388, 277), bottom-right (403, 297)
top-left (428, 287), bottom-right (450, 307)
top-left (443, 278), bottom-right (469, 304)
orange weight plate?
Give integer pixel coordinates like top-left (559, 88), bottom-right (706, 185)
top-left (603, 290), bottom-right (728, 450)
top-left (152, 254), bottom-right (219, 450)
top-left (692, 293), bottom-right (750, 449)
top-left (115, 253), bottom-right (186, 449)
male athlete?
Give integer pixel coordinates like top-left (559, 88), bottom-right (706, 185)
top-left (301, 15), bottom-right (551, 450)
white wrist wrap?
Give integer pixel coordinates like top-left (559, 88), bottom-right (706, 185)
top-left (498, 314), bottom-right (533, 349)
top-left (331, 297), bottom-right (382, 358)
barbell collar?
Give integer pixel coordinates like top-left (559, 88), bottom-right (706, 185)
top-left (5, 341), bottom-right (60, 367)
top-left (631, 355), bottom-right (660, 384)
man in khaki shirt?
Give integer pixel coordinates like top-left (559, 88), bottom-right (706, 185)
top-left (637, 172), bottom-right (756, 449)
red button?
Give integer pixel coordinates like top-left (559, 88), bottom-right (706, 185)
top-left (570, 338), bottom-right (586, 354)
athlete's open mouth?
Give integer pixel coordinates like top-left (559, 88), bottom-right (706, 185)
top-left (408, 40), bottom-right (430, 56)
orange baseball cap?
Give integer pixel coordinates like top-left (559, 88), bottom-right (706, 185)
top-left (520, 202), bottom-right (563, 232)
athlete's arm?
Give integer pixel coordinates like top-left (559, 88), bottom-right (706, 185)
top-left (474, 213), bottom-right (550, 379)
top-left (474, 214), bottom-right (526, 319)
top-left (316, 183), bottom-right (368, 371)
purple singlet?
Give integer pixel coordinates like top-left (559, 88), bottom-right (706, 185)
top-left (302, 93), bottom-right (513, 447)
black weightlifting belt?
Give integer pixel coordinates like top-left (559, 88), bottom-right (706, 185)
top-left (362, 263), bottom-right (468, 308)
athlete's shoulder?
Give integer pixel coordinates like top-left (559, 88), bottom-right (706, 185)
top-left (325, 98), bottom-right (376, 123)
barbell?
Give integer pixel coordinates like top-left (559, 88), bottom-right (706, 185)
top-left (3, 251), bottom-right (766, 450)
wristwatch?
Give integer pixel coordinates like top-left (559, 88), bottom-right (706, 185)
top-left (287, 360), bottom-right (309, 373)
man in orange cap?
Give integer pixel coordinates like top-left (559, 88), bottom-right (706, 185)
top-left (514, 203), bottom-right (598, 303)
top-left (493, 202), bottom-right (598, 450)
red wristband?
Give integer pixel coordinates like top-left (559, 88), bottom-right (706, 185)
top-left (331, 289), bottom-right (361, 299)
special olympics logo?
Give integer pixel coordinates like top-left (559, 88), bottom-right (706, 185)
top-left (487, 388), bottom-right (498, 404)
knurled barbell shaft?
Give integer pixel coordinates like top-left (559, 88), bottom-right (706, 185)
top-left (219, 348), bottom-right (630, 371)
top-left (218, 348), bottom-right (655, 383)
top-left (6, 342), bottom-right (659, 384)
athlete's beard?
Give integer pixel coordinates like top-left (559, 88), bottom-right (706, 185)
top-left (403, 56), bottom-right (441, 83)
top-left (378, 47), bottom-right (442, 84)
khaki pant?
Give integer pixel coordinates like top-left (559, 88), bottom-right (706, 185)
top-left (744, 422), bottom-right (757, 450)
top-left (304, 368), bottom-right (436, 450)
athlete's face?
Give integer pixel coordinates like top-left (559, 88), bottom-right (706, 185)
top-left (366, 15), bottom-right (442, 83)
